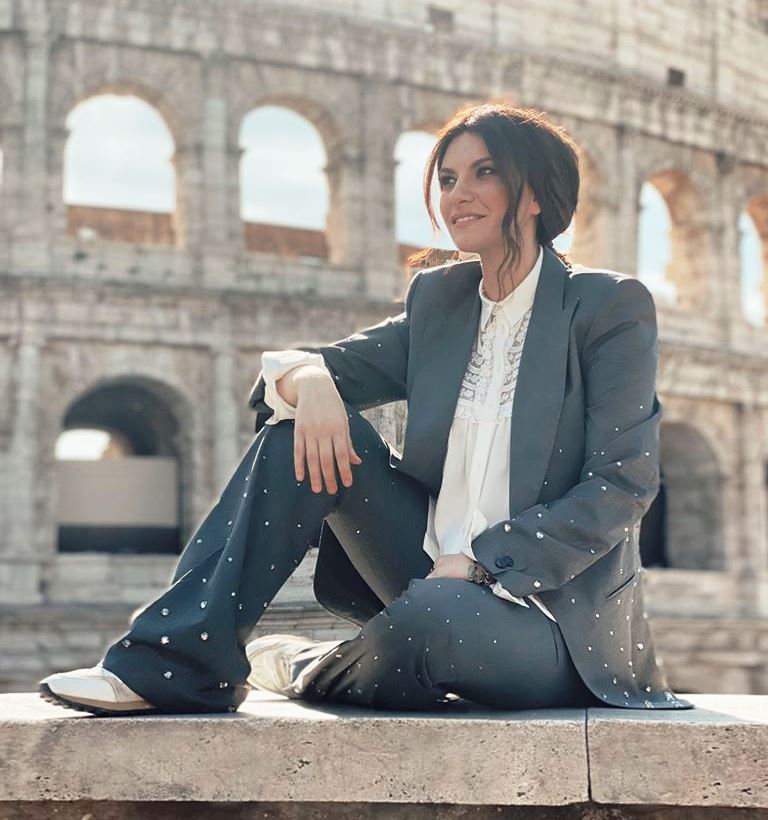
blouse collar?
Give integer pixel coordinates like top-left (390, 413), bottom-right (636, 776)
top-left (478, 244), bottom-right (544, 332)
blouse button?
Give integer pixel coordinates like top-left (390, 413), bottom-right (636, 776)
top-left (503, 523), bottom-right (512, 532)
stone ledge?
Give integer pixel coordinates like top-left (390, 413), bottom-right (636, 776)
top-left (0, 693), bottom-right (766, 814)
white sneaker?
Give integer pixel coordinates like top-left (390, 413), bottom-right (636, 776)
top-left (38, 662), bottom-right (157, 716)
top-left (245, 634), bottom-right (343, 699)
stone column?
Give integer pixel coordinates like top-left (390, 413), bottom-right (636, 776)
top-left (602, 125), bottom-right (640, 274)
top-left (46, 125), bottom-right (68, 241)
top-left (13, 13), bottom-right (51, 271)
top-left (359, 83), bottom-right (401, 300)
top-left (211, 325), bottom-right (239, 490)
top-left (200, 54), bottom-right (236, 284)
top-left (226, 139), bottom-right (247, 262)
top-left (733, 402), bottom-right (768, 617)
top-left (324, 139), bottom-right (366, 279)
top-left (2, 328), bottom-right (45, 604)
top-left (711, 155), bottom-right (743, 343)
top-left (0, 125), bottom-right (23, 268)
top-left (174, 141), bottom-right (205, 280)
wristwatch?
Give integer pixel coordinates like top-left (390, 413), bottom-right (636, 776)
top-left (466, 558), bottom-right (495, 586)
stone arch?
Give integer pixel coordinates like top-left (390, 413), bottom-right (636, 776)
top-left (51, 80), bottom-right (187, 248)
top-left (55, 378), bottom-right (186, 554)
top-left (237, 103), bottom-right (330, 258)
top-left (654, 421), bottom-right (727, 570)
top-left (48, 40), bottom-right (201, 144)
top-left (634, 146), bottom-right (717, 310)
top-left (229, 78), bottom-right (360, 266)
top-left (40, 364), bottom-right (207, 561)
top-left (740, 194), bottom-right (768, 324)
top-left (644, 170), bottom-right (702, 307)
top-left (65, 81), bottom-right (184, 147)
top-left (63, 90), bottom-right (179, 245)
top-left (393, 128), bottom-right (445, 254)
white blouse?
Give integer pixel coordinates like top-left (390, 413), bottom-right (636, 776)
top-left (259, 244), bottom-right (556, 623)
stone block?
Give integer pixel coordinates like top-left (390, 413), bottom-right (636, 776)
top-left (589, 694), bottom-right (768, 808)
top-left (0, 692), bottom-right (588, 805)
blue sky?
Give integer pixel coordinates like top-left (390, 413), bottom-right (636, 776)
top-left (64, 96), bottom-right (765, 324)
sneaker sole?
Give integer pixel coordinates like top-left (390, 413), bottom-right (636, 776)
top-left (38, 682), bottom-right (160, 717)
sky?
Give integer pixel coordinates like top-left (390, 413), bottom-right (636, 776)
top-left (63, 95), bottom-right (765, 324)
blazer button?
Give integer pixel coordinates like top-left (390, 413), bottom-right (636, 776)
top-left (495, 556), bottom-right (515, 569)
top-left (503, 523), bottom-right (512, 532)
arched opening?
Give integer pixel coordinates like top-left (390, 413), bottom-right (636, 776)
top-left (739, 197), bottom-right (768, 326)
top-left (239, 105), bottom-right (328, 259)
top-left (647, 421), bottom-right (726, 570)
top-left (394, 129), bottom-right (456, 267)
top-left (64, 93), bottom-right (178, 245)
top-left (55, 382), bottom-right (184, 554)
top-left (637, 179), bottom-right (677, 304)
top-left (637, 170), bottom-right (710, 309)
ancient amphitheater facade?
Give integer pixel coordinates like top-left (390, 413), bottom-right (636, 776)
top-left (1, 0), bottom-right (768, 695)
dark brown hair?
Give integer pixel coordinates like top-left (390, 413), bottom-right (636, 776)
top-left (407, 100), bottom-right (580, 292)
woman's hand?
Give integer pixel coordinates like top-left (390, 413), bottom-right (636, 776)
top-left (293, 369), bottom-right (363, 494)
top-left (426, 553), bottom-right (477, 580)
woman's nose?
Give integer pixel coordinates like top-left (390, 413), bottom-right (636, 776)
top-left (448, 177), bottom-right (473, 201)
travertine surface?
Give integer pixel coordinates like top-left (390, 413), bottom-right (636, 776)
top-left (0, 691), bottom-right (588, 805)
top-left (589, 694), bottom-right (768, 808)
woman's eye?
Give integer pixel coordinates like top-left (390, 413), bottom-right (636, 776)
top-left (479, 166), bottom-right (494, 175)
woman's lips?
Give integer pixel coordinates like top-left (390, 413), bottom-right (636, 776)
top-left (453, 215), bottom-right (485, 227)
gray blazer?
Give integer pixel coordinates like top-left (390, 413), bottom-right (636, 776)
top-left (247, 245), bottom-right (693, 710)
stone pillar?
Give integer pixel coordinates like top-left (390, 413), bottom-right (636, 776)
top-left (46, 125), bottom-right (68, 241)
top-left (174, 141), bottom-right (205, 279)
top-left (0, 126), bottom-right (23, 268)
top-left (602, 126), bottom-right (640, 274)
top-left (211, 329), bottom-right (239, 490)
top-left (13, 13), bottom-right (51, 271)
top-left (711, 155), bottom-right (743, 342)
top-left (226, 139), bottom-right (247, 261)
top-left (359, 83), bottom-right (401, 300)
top-left (200, 54), bottom-right (236, 284)
top-left (733, 402), bottom-right (768, 617)
top-left (324, 139), bottom-right (366, 279)
top-left (2, 328), bottom-right (45, 604)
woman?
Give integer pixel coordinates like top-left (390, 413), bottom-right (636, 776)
top-left (39, 101), bottom-right (693, 715)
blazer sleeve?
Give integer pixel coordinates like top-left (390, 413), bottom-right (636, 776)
top-left (247, 270), bottom-right (425, 432)
top-left (469, 276), bottom-right (662, 597)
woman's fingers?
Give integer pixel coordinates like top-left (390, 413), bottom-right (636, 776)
top-left (300, 433), bottom-right (325, 494)
top-left (317, 436), bottom-right (337, 494)
top-left (291, 379), bottom-right (363, 493)
top-left (294, 431), bottom-right (306, 482)
top-left (333, 432), bottom-right (354, 488)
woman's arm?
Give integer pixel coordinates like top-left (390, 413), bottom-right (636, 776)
top-left (248, 270), bottom-right (426, 430)
top-left (260, 350), bottom-right (330, 425)
top-left (468, 276), bottom-right (661, 597)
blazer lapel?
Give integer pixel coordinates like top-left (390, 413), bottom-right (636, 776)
top-left (507, 248), bottom-right (579, 514)
top-left (406, 246), bottom-right (578, 512)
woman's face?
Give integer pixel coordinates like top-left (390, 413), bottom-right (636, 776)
top-left (437, 131), bottom-right (540, 257)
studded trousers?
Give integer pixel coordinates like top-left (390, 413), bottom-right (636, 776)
top-left (102, 403), bottom-right (600, 714)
